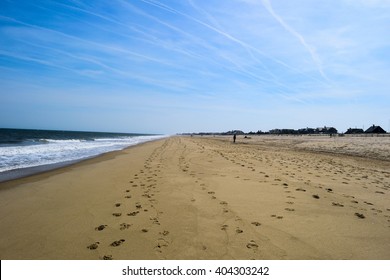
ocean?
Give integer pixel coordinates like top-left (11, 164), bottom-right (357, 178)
top-left (0, 128), bottom-right (167, 182)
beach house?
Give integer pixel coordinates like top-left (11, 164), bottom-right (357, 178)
top-left (365, 125), bottom-right (387, 134)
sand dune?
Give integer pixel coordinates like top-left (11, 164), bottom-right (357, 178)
top-left (0, 136), bottom-right (389, 259)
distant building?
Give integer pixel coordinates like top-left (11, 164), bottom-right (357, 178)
top-left (269, 129), bottom-right (297, 135)
top-left (224, 130), bottom-right (244, 135)
top-left (365, 125), bottom-right (386, 134)
top-left (269, 126), bottom-right (338, 135)
top-left (298, 127), bottom-right (315, 134)
top-left (345, 128), bottom-right (364, 134)
top-left (248, 130), bottom-right (265, 135)
top-left (316, 126), bottom-right (338, 134)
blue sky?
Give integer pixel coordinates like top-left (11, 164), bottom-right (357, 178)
top-left (0, 0), bottom-right (389, 134)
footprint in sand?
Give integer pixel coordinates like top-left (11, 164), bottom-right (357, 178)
top-left (150, 217), bottom-right (160, 225)
top-left (246, 240), bottom-right (259, 249)
top-left (110, 239), bottom-right (125, 247)
top-left (236, 228), bottom-right (244, 234)
top-left (95, 225), bottom-right (107, 231)
top-left (312, 194), bottom-right (320, 199)
top-left (355, 213), bottom-right (366, 219)
top-left (296, 188), bottom-right (306, 192)
top-left (221, 224), bottom-right (228, 231)
top-left (112, 213), bottom-right (122, 217)
top-left (119, 223), bottom-right (131, 230)
top-left (251, 221), bottom-right (262, 227)
top-left (285, 208), bottom-right (295, 212)
top-left (332, 202), bottom-right (344, 207)
top-left (115, 203), bottom-right (121, 207)
top-left (87, 242), bottom-right (100, 250)
top-left (141, 229), bottom-right (149, 233)
top-left (271, 215), bottom-right (283, 219)
top-left (155, 238), bottom-right (169, 252)
top-left (127, 211), bottom-right (139, 216)
top-left (102, 255), bottom-right (113, 260)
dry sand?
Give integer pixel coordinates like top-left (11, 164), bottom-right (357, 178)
top-left (0, 135), bottom-right (389, 260)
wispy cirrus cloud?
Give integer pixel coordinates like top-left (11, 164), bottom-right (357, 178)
top-left (261, 0), bottom-right (328, 81)
top-left (0, 0), bottom-right (389, 133)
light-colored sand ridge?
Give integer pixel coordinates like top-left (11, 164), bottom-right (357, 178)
top-left (0, 136), bottom-right (389, 259)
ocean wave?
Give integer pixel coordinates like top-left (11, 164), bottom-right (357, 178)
top-left (0, 135), bottom-right (167, 173)
top-left (38, 139), bottom-right (85, 143)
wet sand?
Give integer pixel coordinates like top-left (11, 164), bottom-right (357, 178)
top-left (0, 136), bottom-right (389, 260)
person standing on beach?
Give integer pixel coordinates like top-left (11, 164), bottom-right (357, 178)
top-left (233, 133), bottom-right (236, 143)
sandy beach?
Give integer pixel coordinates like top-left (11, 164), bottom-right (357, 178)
top-left (0, 135), bottom-right (389, 260)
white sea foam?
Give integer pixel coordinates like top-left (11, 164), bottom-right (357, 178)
top-left (0, 135), bottom-right (167, 173)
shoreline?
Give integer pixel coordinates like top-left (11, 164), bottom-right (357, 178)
top-left (0, 160), bottom-right (85, 184)
top-left (0, 136), bottom-right (389, 260)
top-left (0, 149), bottom-right (124, 190)
top-left (0, 136), bottom-right (168, 185)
